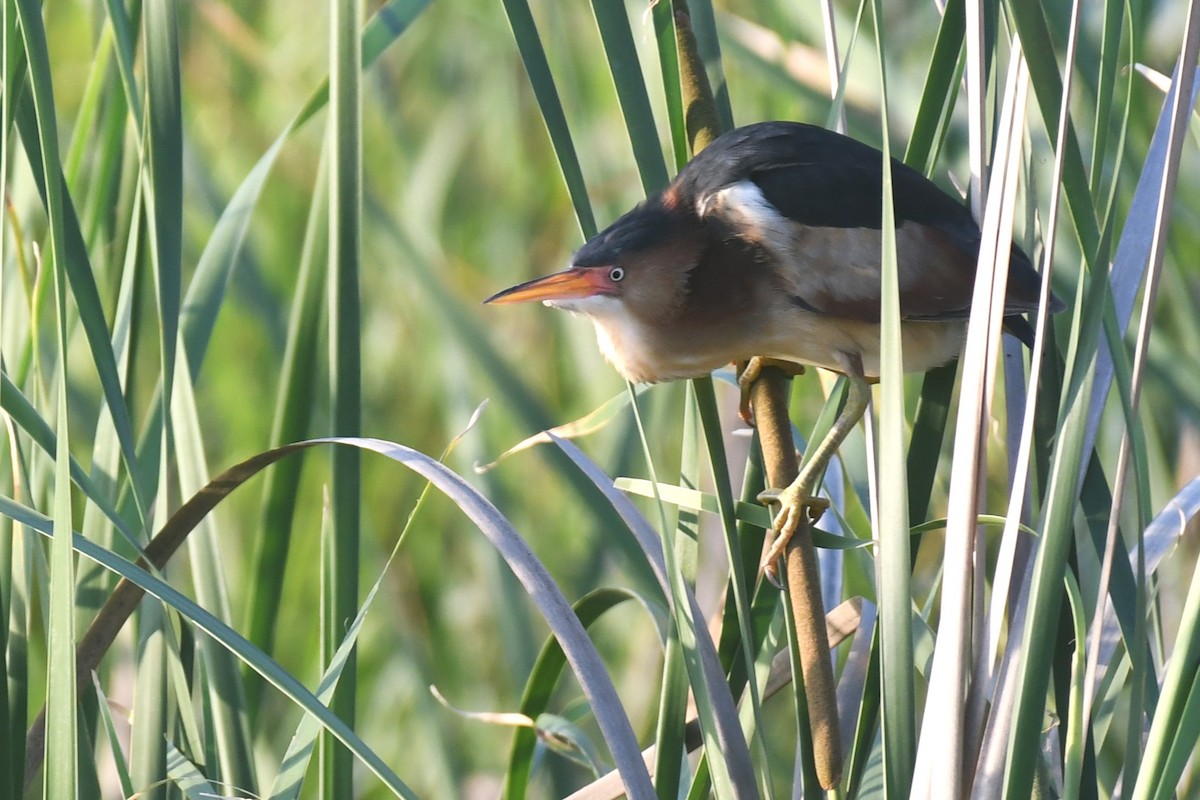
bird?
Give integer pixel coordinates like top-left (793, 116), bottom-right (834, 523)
top-left (485, 120), bottom-right (1063, 580)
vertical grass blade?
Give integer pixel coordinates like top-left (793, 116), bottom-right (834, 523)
top-left (0, 0), bottom-right (16, 789)
top-left (499, 0), bottom-right (597, 238)
top-left (913, 43), bottom-right (1028, 798)
top-left (869, 1), bottom-right (915, 795)
top-left (589, 0), bottom-right (669, 194)
top-left (245, 153), bottom-right (328, 695)
top-left (143, 0), bottom-right (183, 419)
top-left (324, 0), bottom-right (364, 793)
top-left (12, 0), bottom-right (78, 794)
top-left (172, 364), bottom-right (257, 791)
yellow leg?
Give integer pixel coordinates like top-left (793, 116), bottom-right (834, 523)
top-left (758, 369), bottom-right (871, 582)
top-left (737, 357), bottom-right (806, 425)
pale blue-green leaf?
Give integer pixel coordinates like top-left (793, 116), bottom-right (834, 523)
top-left (550, 434), bottom-right (757, 798)
top-left (164, 739), bottom-right (218, 800)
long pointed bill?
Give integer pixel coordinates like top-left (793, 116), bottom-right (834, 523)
top-left (484, 267), bottom-right (609, 305)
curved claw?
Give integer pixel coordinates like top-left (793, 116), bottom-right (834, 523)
top-left (736, 357), bottom-right (806, 425)
top-left (757, 486), bottom-right (829, 586)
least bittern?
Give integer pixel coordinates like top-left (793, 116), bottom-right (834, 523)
top-left (486, 121), bottom-right (1062, 579)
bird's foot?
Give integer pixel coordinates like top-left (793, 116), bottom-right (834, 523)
top-left (736, 357), bottom-right (806, 425)
top-left (756, 485), bottom-right (829, 587)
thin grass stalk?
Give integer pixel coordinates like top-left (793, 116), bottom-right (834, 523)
top-left (323, 0), bottom-right (364, 793)
top-left (130, 598), bottom-right (169, 798)
top-left (1129, 545), bottom-right (1200, 799)
top-left (648, 383), bottom-right (758, 796)
top-left (589, 0), bottom-right (669, 194)
top-left (244, 148), bottom-right (328, 707)
top-left (1007, 0), bottom-right (1101, 261)
top-left (821, 0), bottom-right (866, 135)
top-left (549, 436), bottom-right (748, 800)
top-left (903, 0), bottom-right (964, 543)
top-left (817, 0), bottom-right (846, 134)
top-left (498, 0), bottom-right (597, 238)
top-left (1117, 22), bottom-right (1200, 792)
top-left (912, 44), bottom-right (1028, 800)
top-left (10, 0), bottom-right (79, 793)
top-left (8, 480), bottom-right (420, 796)
top-left (652, 386), bottom-right (704, 799)
top-left (172, 362), bottom-right (257, 791)
top-left (0, 1), bottom-right (14, 790)
top-left (269, 417), bottom-right (487, 800)
top-left (671, 9), bottom-right (774, 793)
top-left (143, 0), bottom-right (182, 443)
top-left (1060, 573), bottom-right (1087, 800)
top-left (972, 12), bottom-right (1081, 799)
top-left (983, 0), bottom-right (1080, 715)
top-left (999, 265), bottom-right (1100, 796)
top-left (1078, 28), bottom-right (1200, 772)
top-left (651, 2), bottom-right (687, 171)
top-left (962, 0), bottom-right (987, 217)
top-left (868, 1), bottom-right (915, 795)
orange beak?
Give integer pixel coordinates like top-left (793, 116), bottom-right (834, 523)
top-left (484, 267), bottom-right (612, 305)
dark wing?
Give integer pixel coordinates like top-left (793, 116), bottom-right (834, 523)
top-left (676, 121), bottom-right (1054, 324)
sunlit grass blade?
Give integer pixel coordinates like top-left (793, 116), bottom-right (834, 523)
top-left (476, 386), bottom-right (649, 474)
top-left (128, 550), bottom-right (169, 794)
top-left (0, 372), bottom-right (134, 544)
top-left (165, 738), bottom-right (219, 799)
top-left (981, 11), bottom-right (1081, 783)
top-left (913, 42), bottom-right (1028, 796)
top-left (868, 1), bottom-right (914, 795)
top-left (652, 384), bottom-right (702, 799)
top-left (1085, 73), bottom-right (1200, 458)
top-left (5, 435), bottom-right (663, 796)
top-left (100, 0), bottom-right (142, 121)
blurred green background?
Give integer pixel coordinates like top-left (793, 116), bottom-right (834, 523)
top-left (5, 0), bottom-right (1200, 797)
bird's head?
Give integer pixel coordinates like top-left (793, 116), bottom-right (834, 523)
top-left (484, 198), bottom-right (710, 383)
top-left (484, 200), bottom-right (703, 321)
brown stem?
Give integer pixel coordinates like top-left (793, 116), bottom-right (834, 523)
top-left (672, 0), bottom-right (720, 153)
top-left (751, 368), bottom-right (843, 790)
top-left (673, 0), bottom-right (842, 790)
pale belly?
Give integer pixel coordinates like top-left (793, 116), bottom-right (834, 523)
top-left (588, 303), bottom-right (967, 383)
top-left (761, 316), bottom-right (968, 378)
